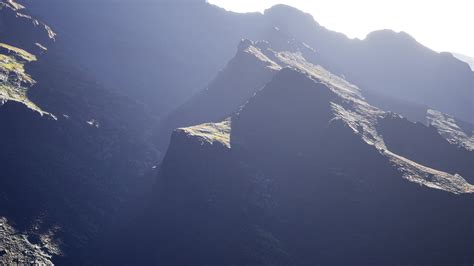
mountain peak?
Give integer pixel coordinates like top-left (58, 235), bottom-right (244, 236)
top-left (263, 4), bottom-right (319, 28)
top-left (237, 38), bottom-right (253, 51)
top-left (264, 4), bottom-right (314, 20)
top-left (365, 29), bottom-right (417, 44)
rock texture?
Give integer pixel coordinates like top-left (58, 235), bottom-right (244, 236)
top-left (0, 217), bottom-right (57, 265)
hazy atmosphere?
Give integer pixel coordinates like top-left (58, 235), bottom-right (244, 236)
top-left (1, 0), bottom-right (473, 265)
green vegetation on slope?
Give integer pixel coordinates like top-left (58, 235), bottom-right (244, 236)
top-left (0, 42), bottom-right (50, 115)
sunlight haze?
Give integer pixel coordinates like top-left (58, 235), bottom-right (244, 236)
top-left (208, 0), bottom-right (474, 58)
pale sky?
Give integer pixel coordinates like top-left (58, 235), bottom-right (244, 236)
top-left (207, 0), bottom-right (474, 58)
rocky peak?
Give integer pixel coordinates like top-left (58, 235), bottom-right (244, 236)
top-left (365, 29), bottom-right (417, 44)
top-left (264, 4), bottom-right (318, 28)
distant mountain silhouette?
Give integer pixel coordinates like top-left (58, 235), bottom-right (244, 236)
top-left (19, 1), bottom-right (473, 122)
top-left (261, 5), bottom-right (473, 122)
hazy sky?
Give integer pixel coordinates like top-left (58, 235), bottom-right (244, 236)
top-left (208, 0), bottom-right (474, 57)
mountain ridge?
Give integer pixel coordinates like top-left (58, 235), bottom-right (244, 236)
top-left (17, 1), bottom-right (473, 122)
top-left (0, 1), bottom-right (472, 264)
top-left (140, 63), bottom-right (474, 265)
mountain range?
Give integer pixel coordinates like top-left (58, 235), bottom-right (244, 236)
top-left (0, 0), bottom-right (472, 265)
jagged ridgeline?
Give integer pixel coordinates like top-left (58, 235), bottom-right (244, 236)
top-left (19, 0), bottom-right (474, 123)
top-left (0, 0), bottom-right (472, 264)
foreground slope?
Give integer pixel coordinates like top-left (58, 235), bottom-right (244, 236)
top-left (0, 1), bottom-right (158, 263)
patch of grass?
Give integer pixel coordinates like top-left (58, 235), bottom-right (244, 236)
top-left (0, 84), bottom-right (43, 112)
top-left (0, 54), bottom-right (35, 85)
top-left (179, 119), bottom-right (231, 148)
top-left (0, 45), bottom-right (51, 116)
top-left (0, 43), bottom-right (37, 62)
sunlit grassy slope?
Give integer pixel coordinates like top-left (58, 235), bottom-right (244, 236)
top-left (0, 42), bottom-right (50, 116)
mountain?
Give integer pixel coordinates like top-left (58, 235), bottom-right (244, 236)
top-left (161, 38), bottom-right (473, 152)
top-left (18, 1), bottom-right (473, 123)
top-left (18, 0), bottom-right (263, 115)
top-left (156, 39), bottom-right (281, 148)
top-left (1, 0), bottom-right (472, 264)
top-left (1, 2), bottom-right (158, 264)
top-left (127, 51), bottom-right (474, 265)
top-left (155, 4), bottom-right (474, 149)
top-left (261, 5), bottom-right (474, 123)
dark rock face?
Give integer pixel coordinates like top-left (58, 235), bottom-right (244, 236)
top-left (0, 1), bottom-right (158, 263)
top-left (231, 68), bottom-right (336, 159)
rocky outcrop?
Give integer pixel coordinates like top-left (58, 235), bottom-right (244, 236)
top-left (157, 39), bottom-right (280, 149)
top-left (427, 109), bottom-right (474, 150)
top-left (0, 217), bottom-right (56, 265)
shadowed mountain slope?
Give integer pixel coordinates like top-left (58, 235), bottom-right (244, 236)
top-left (0, 1), bottom-right (158, 263)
